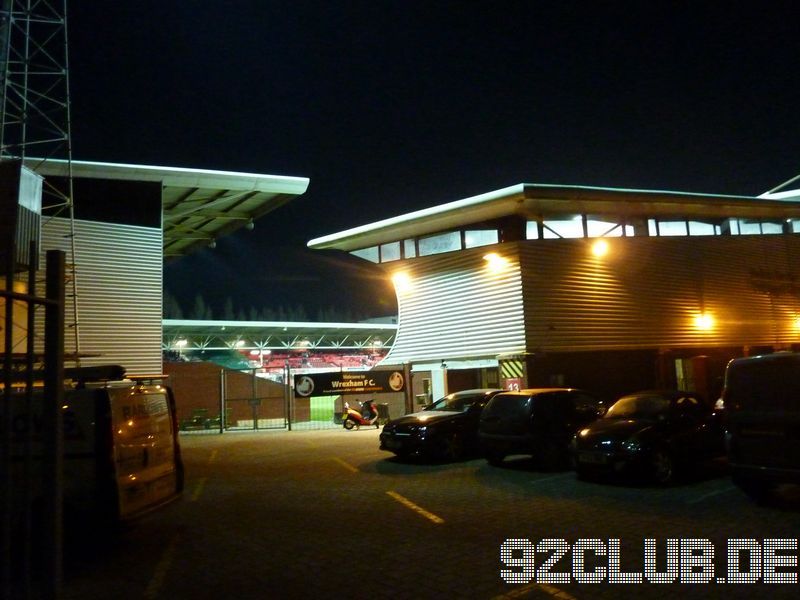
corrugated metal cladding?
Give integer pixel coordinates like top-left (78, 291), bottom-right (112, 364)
top-left (382, 248), bottom-right (526, 365)
top-left (519, 235), bottom-right (800, 352)
top-left (38, 217), bottom-right (163, 375)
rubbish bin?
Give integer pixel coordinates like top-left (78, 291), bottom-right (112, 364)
top-left (377, 403), bottom-right (390, 424)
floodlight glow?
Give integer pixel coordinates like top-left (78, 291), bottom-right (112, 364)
top-left (591, 239), bottom-right (609, 258)
top-left (392, 271), bottom-right (413, 294)
top-left (174, 339), bottom-right (188, 348)
top-left (694, 313), bottom-right (715, 330)
top-left (483, 252), bottom-right (508, 273)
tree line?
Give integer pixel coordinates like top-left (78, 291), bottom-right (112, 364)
top-left (163, 291), bottom-right (368, 323)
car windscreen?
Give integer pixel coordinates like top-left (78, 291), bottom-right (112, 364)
top-left (726, 359), bottom-right (800, 412)
top-left (425, 394), bottom-right (483, 412)
top-left (481, 394), bottom-right (531, 419)
top-left (605, 394), bottom-right (670, 419)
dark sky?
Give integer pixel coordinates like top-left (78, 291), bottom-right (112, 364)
top-left (65, 1), bottom-right (800, 318)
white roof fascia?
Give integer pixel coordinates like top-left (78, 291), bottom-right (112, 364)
top-left (307, 184), bottom-right (526, 249)
top-left (24, 158), bottom-right (310, 195)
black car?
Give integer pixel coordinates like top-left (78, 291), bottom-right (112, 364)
top-left (379, 388), bottom-right (503, 461)
top-left (478, 388), bottom-right (605, 469)
top-left (572, 390), bottom-right (725, 484)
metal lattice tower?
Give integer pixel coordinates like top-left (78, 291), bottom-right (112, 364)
top-left (0, 0), bottom-right (80, 361)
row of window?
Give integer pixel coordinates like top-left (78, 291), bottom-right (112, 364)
top-left (350, 217), bottom-right (800, 264)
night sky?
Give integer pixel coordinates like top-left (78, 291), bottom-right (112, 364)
top-left (65, 1), bottom-right (800, 318)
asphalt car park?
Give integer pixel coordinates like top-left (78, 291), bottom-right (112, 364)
top-left (61, 429), bottom-right (800, 600)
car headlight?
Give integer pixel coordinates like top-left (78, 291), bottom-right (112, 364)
top-left (623, 440), bottom-right (641, 453)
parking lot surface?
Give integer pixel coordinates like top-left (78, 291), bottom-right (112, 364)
top-left (62, 428), bottom-right (800, 599)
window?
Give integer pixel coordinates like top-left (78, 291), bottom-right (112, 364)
top-left (543, 218), bottom-right (584, 239)
top-left (464, 229), bottom-right (498, 248)
top-left (380, 241), bottom-right (401, 262)
top-left (687, 221), bottom-right (717, 236)
top-left (761, 221), bottom-right (783, 235)
top-left (655, 220), bottom-right (688, 236)
top-left (586, 218), bottom-right (629, 237)
top-left (350, 246), bottom-right (379, 263)
top-left (526, 221), bottom-right (540, 239)
top-left (403, 239), bottom-right (416, 258)
top-left (738, 219), bottom-right (762, 235)
top-left (418, 231), bottom-right (461, 256)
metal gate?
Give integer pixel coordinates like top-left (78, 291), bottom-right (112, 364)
top-left (168, 364), bottom-right (347, 433)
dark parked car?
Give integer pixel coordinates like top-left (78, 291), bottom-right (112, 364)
top-left (572, 390), bottom-right (724, 484)
top-left (478, 388), bottom-right (604, 468)
top-left (379, 388), bottom-right (503, 461)
top-left (722, 352), bottom-right (800, 501)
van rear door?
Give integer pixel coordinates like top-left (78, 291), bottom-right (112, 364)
top-left (108, 385), bottom-right (182, 519)
top-left (725, 355), bottom-right (800, 471)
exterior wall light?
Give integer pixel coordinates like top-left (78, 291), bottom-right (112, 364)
top-left (483, 252), bottom-right (508, 273)
top-left (694, 313), bottom-right (715, 331)
top-left (392, 271), bottom-right (413, 294)
top-left (591, 239), bottom-right (609, 258)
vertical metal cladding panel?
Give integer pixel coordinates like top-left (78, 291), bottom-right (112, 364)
top-left (520, 235), bottom-right (800, 352)
top-left (39, 217), bottom-right (163, 374)
top-left (381, 246), bottom-right (526, 364)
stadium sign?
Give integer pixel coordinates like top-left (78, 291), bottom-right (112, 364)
top-left (293, 370), bottom-right (405, 397)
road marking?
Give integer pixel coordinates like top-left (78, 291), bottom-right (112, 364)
top-left (190, 477), bottom-right (207, 501)
top-left (529, 473), bottom-right (571, 485)
top-left (332, 457), bottom-right (359, 473)
top-left (687, 485), bottom-right (736, 504)
top-left (386, 490), bottom-right (444, 524)
top-left (144, 533), bottom-right (180, 598)
top-left (208, 449), bottom-right (218, 463)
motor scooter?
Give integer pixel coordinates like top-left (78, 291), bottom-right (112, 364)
top-left (342, 399), bottom-right (380, 430)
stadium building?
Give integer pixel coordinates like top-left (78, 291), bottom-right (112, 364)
top-left (309, 183), bottom-right (800, 404)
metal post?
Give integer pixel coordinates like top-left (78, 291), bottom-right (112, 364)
top-left (21, 240), bottom-right (37, 595)
top-left (1, 256), bottom-right (15, 600)
top-left (252, 368), bottom-right (258, 431)
top-left (218, 369), bottom-right (225, 434)
top-left (42, 249), bottom-right (65, 599)
top-left (285, 362), bottom-right (292, 431)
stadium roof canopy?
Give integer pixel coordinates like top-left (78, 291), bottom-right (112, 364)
top-left (162, 319), bottom-right (397, 352)
top-left (308, 182), bottom-right (800, 251)
top-left (26, 158), bottom-right (310, 260)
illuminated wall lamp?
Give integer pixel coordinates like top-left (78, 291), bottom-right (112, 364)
top-left (392, 271), bottom-right (413, 294)
top-left (591, 239), bottom-right (609, 258)
top-left (483, 252), bottom-right (508, 273)
top-left (693, 313), bottom-right (715, 331)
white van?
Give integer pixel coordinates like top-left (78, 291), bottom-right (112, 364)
top-left (9, 367), bottom-right (184, 529)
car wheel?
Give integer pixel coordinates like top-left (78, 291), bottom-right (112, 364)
top-left (651, 449), bottom-right (675, 484)
top-left (732, 473), bottom-right (773, 504)
top-left (434, 433), bottom-right (463, 461)
top-left (539, 441), bottom-right (565, 471)
top-left (485, 449), bottom-right (505, 466)
top-left (574, 465), bottom-right (591, 481)
top-left (343, 419), bottom-right (355, 430)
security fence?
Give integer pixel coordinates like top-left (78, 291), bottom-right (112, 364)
top-left (165, 363), bottom-right (345, 433)
top-left (164, 362), bottom-right (407, 434)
